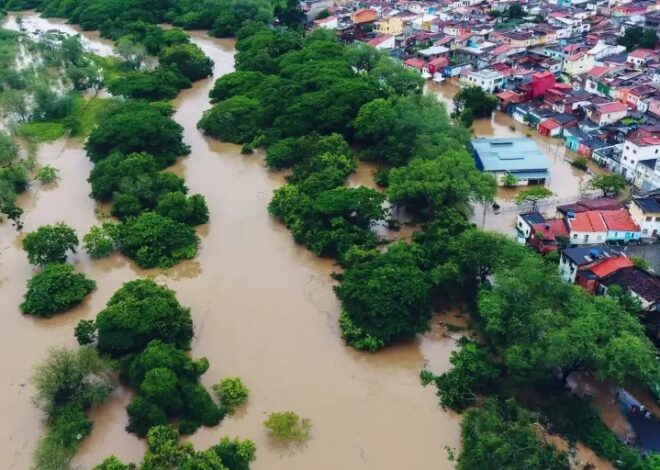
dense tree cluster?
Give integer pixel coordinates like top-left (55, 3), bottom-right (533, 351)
top-left (78, 280), bottom-right (228, 437)
top-left (85, 101), bottom-right (189, 167)
top-left (266, 134), bottom-right (385, 259)
top-left (618, 26), bottom-right (658, 52)
top-left (452, 86), bottom-right (499, 126)
top-left (83, 104), bottom-right (204, 268)
top-left (7, 0), bottom-right (296, 39)
top-left (457, 398), bottom-right (569, 470)
top-left (94, 426), bottom-right (256, 470)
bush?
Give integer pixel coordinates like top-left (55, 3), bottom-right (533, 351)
top-left (211, 437), bottom-right (256, 470)
top-left (0, 130), bottom-right (18, 167)
top-left (83, 223), bottom-right (118, 259)
top-left (35, 165), bottom-right (59, 184)
top-left (22, 223), bottom-right (79, 266)
top-left (263, 411), bottom-right (311, 442)
top-left (31, 347), bottom-right (115, 418)
top-left (214, 377), bottom-right (249, 415)
top-left (116, 212), bottom-right (199, 268)
top-left (571, 156), bottom-right (588, 171)
top-left (21, 263), bottom-right (96, 317)
top-left (75, 319), bottom-right (96, 346)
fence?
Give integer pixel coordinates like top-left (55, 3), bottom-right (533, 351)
top-left (494, 190), bottom-right (602, 214)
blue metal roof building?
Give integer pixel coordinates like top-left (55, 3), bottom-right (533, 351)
top-left (470, 138), bottom-right (550, 185)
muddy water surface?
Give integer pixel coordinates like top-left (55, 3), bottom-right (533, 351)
top-left (427, 81), bottom-right (602, 234)
top-left (1, 14), bottom-right (463, 470)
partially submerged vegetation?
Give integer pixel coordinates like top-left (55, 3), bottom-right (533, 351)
top-left (199, 23), bottom-right (660, 469)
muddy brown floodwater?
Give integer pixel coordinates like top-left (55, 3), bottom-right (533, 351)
top-left (0, 13), bottom-right (465, 470)
top-left (427, 81), bottom-right (606, 235)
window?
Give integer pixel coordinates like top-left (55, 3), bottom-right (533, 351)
top-left (633, 149), bottom-right (637, 154)
top-left (646, 216), bottom-right (652, 221)
top-left (656, 217), bottom-right (660, 221)
top-left (573, 234), bottom-right (578, 239)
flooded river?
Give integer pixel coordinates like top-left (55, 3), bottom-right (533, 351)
top-left (1, 13), bottom-right (463, 470)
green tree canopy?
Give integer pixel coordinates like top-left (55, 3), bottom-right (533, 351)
top-left (159, 43), bottom-right (214, 81)
top-left (85, 101), bottom-right (189, 168)
top-left (387, 151), bottom-right (496, 218)
top-left (22, 223), bottom-right (79, 266)
top-left (21, 263), bottom-right (96, 317)
top-left (95, 279), bottom-right (194, 357)
top-left (457, 398), bottom-right (569, 470)
top-left (336, 242), bottom-right (431, 351)
top-left (116, 211), bottom-right (199, 268)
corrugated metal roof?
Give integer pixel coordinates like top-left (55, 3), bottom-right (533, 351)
top-left (471, 138), bottom-right (550, 173)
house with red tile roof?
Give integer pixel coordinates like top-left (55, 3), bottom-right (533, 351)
top-left (587, 101), bottom-right (627, 126)
top-left (565, 211), bottom-right (607, 245)
top-left (367, 34), bottom-right (395, 49)
top-left (576, 255), bottom-right (634, 293)
top-left (529, 219), bottom-right (570, 254)
top-left (600, 210), bottom-right (642, 242)
top-left (627, 49), bottom-right (657, 69)
top-left (600, 267), bottom-right (660, 312)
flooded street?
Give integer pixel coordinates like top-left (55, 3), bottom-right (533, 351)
top-left (427, 81), bottom-right (601, 235)
top-left (1, 14), bottom-right (462, 470)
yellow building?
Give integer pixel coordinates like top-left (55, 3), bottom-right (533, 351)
top-left (376, 17), bottom-right (404, 36)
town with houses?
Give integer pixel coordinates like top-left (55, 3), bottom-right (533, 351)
top-left (305, 0), bottom-right (660, 326)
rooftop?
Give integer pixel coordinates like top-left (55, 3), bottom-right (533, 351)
top-left (567, 211), bottom-right (607, 232)
top-left (471, 138), bottom-right (550, 174)
top-left (600, 210), bottom-right (640, 232)
top-left (602, 267), bottom-right (660, 304)
top-left (562, 245), bottom-right (621, 266)
top-left (588, 256), bottom-right (634, 278)
top-left (633, 195), bottom-right (660, 213)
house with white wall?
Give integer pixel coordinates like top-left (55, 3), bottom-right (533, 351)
top-left (565, 211), bottom-right (608, 244)
top-left (630, 191), bottom-right (660, 238)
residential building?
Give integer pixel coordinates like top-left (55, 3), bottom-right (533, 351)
top-left (586, 101), bottom-right (627, 126)
top-left (600, 267), bottom-right (660, 311)
top-left (565, 210), bottom-right (608, 244)
top-left (559, 245), bottom-right (622, 283)
top-left (529, 219), bottom-right (570, 254)
top-left (620, 134), bottom-right (660, 185)
top-left (630, 191), bottom-right (660, 238)
top-left (366, 35), bottom-right (395, 49)
top-left (600, 210), bottom-right (642, 242)
top-left (516, 212), bottom-right (546, 242)
top-left (577, 255), bottom-right (635, 293)
top-left (376, 16), bottom-right (405, 36)
top-left (470, 138), bottom-right (550, 185)
top-left (459, 69), bottom-right (505, 93)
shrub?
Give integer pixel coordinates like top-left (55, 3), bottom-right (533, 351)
top-left (21, 263), bottom-right (96, 317)
top-left (35, 165), bottom-right (59, 184)
top-left (83, 223), bottom-right (118, 259)
top-left (155, 192), bottom-right (209, 226)
top-left (75, 319), bottom-right (96, 346)
top-left (263, 411), bottom-right (311, 442)
top-left (214, 377), bottom-right (249, 415)
top-left (22, 223), bottom-right (79, 266)
top-left (571, 156), bottom-right (588, 171)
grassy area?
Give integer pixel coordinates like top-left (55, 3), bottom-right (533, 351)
top-left (16, 121), bottom-right (65, 143)
top-left (16, 95), bottom-right (113, 143)
top-left (72, 95), bottom-right (113, 137)
top-left (88, 54), bottom-right (126, 83)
